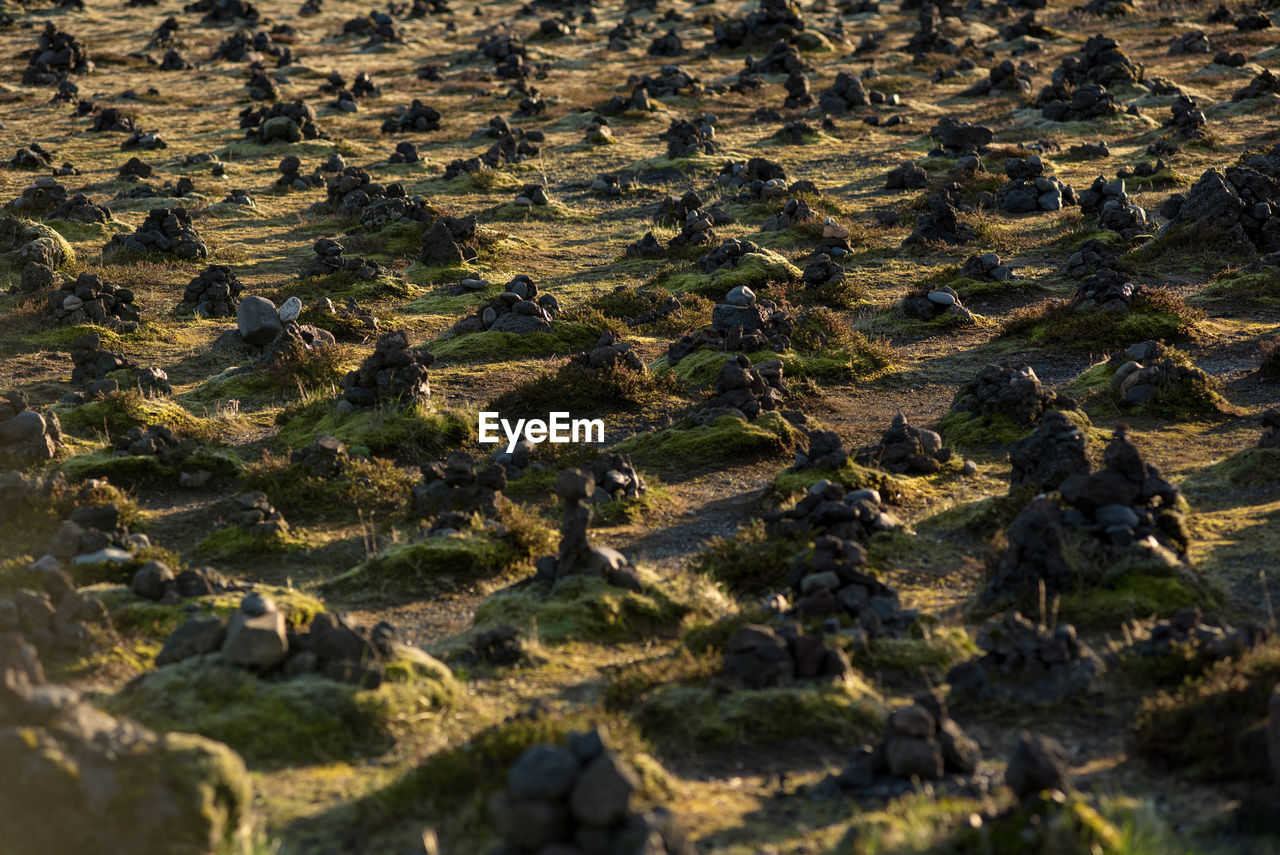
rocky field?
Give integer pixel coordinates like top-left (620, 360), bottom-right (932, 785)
top-left (2, 0), bottom-right (1280, 852)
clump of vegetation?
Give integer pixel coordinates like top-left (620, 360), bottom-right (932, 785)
top-left (488, 361), bottom-right (685, 419)
top-left (323, 504), bottom-right (554, 598)
top-left (1067, 350), bottom-right (1233, 420)
top-left (658, 248), bottom-right (800, 299)
top-left (584, 286), bottom-right (713, 336)
top-left (55, 390), bottom-right (218, 442)
top-left (1198, 267), bottom-right (1280, 307)
top-left (191, 526), bottom-right (309, 562)
top-left (690, 520), bottom-right (805, 595)
top-left (241, 452), bottom-right (413, 523)
top-left (59, 446), bottom-right (243, 487)
top-left (1001, 290), bottom-right (1202, 350)
top-left (1132, 641), bottom-right (1280, 781)
top-left (428, 321), bottom-right (604, 363)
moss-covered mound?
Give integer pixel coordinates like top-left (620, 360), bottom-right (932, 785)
top-left (939, 406), bottom-right (1091, 448)
top-left (59, 445), bottom-right (243, 486)
top-left (636, 681), bottom-right (884, 752)
top-left (274, 398), bottom-right (470, 458)
top-left (488, 361), bottom-right (685, 419)
top-left (1197, 266), bottom-right (1280, 307)
top-left (612, 410), bottom-right (804, 468)
top-left (1067, 350), bottom-right (1234, 421)
top-left (428, 321), bottom-right (603, 363)
top-left (1001, 290), bottom-right (1202, 350)
top-left (105, 654), bottom-right (458, 766)
top-left (323, 511), bottom-right (554, 597)
top-left (472, 570), bottom-right (728, 644)
top-left (54, 390), bottom-right (219, 442)
top-left (660, 248), bottom-right (801, 298)
top-left (0, 216), bottom-right (75, 274)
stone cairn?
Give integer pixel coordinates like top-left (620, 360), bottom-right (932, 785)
top-left (585, 452), bottom-right (645, 502)
top-left (699, 354), bottom-right (787, 421)
top-left (23, 22), bottom-right (93, 85)
top-left (1008, 410), bottom-right (1091, 492)
top-left (568, 331), bottom-right (645, 375)
top-left (995, 156), bottom-right (1076, 215)
top-left (177, 265), bottom-right (243, 317)
top-left (0, 393), bottom-right (61, 466)
top-left (46, 495), bottom-right (149, 565)
top-left (45, 272), bottom-right (142, 329)
top-left (1078, 177), bottom-right (1150, 238)
top-left (947, 612), bottom-right (1105, 704)
top-left (419, 213), bottom-right (485, 265)
top-left (792, 428), bottom-right (848, 471)
top-left (766, 480), bottom-right (902, 543)
top-left (7, 177), bottom-right (111, 223)
top-left (412, 451), bottom-right (506, 520)
top-left (1122, 605), bottom-right (1266, 666)
top-left (718, 622), bottom-right (851, 689)
top-left (155, 593), bottom-right (439, 689)
top-left (130, 561), bottom-right (238, 604)
top-left (667, 286), bottom-right (793, 365)
top-left (886, 159), bottom-right (928, 190)
top-left (947, 362), bottom-right (1072, 430)
top-left (487, 727), bottom-right (694, 855)
top-left (68, 332), bottom-right (129, 386)
top-left (826, 692), bottom-right (981, 794)
top-left (341, 330), bottom-right (434, 407)
top-left (896, 282), bottom-right (974, 325)
top-left (856, 413), bottom-right (952, 474)
top-left (464, 623), bottom-right (524, 665)
top-left (240, 100), bottom-right (325, 144)
top-left (534, 469), bottom-right (637, 589)
top-left (959, 251), bottom-right (1016, 282)
top-left (216, 492), bottom-right (288, 538)
top-left (302, 237), bottom-right (389, 281)
top-left (1107, 340), bottom-right (1214, 408)
top-left (447, 274), bottom-right (559, 335)
top-left (1159, 161), bottom-right (1280, 255)
top-left (1, 564), bottom-right (112, 659)
top-left (1262, 408), bottom-right (1280, 449)
top-left (787, 530), bottom-right (918, 635)
top-left (104, 207), bottom-right (207, 259)
top-left (904, 185), bottom-right (975, 246)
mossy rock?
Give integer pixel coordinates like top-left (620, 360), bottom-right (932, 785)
top-left (1132, 641), bottom-right (1280, 781)
top-left (0, 217), bottom-right (75, 275)
top-left (659, 249), bottom-right (801, 298)
top-left (274, 398), bottom-right (471, 458)
top-left (635, 681), bottom-right (884, 752)
top-left (768, 460), bottom-right (911, 506)
top-left (1197, 267), bottom-right (1280, 307)
top-left (1068, 355), bottom-right (1234, 421)
top-left (472, 570), bottom-right (727, 644)
top-left (611, 411), bottom-right (804, 469)
top-left (99, 583), bottom-right (325, 648)
top-left (105, 654), bottom-right (457, 766)
top-left (0, 724), bottom-right (254, 855)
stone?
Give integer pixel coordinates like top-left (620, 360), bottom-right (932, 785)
top-left (237, 295), bottom-right (281, 346)
top-left (278, 296), bottom-right (302, 322)
top-left (885, 737), bottom-right (943, 780)
top-left (508, 745), bottom-right (581, 800)
top-left (220, 608), bottom-right (287, 668)
top-left (155, 617), bottom-right (227, 666)
top-left (1005, 730), bottom-right (1070, 799)
top-left (130, 560), bottom-right (174, 601)
top-left (569, 751), bottom-right (638, 826)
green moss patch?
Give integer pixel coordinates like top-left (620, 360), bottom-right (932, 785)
top-left (937, 410), bottom-right (1033, 446)
top-left (768, 460), bottom-right (910, 506)
top-left (1189, 447), bottom-right (1280, 489)
top-left (1197, 267), bottom-right (1280, 306)
top-left (58, 446), bottom-right (243, 486)
top-left (323, 519), bottom-right (551, 598)
top-left (191, 526), bottom-right (310, 562)
top-left (856, 627), bottom-right (977, 678)
top-left (611, 411), bottom-right (804, 469)
top-left (583, 286), bottom-right (714, 336)
top-left (488, 362), bottom-right (685, 420)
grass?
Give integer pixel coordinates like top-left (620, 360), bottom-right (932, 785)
top-left (487, 361), bottom-right (685, 419)
top-left (689, 520), bottom-right (805, 595)
top-left (59, 446), bottom-right (243, 486)
top-left (191, 526), bottom-right (311, 561)
top-left (241, 452), bottom-right (414, 523)
top-left (54, 390), bottom-right (219, 442)
top-left (658, 249), bottom-right (801, 298)
top-left (427, 321), bottom-right (603, 363)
